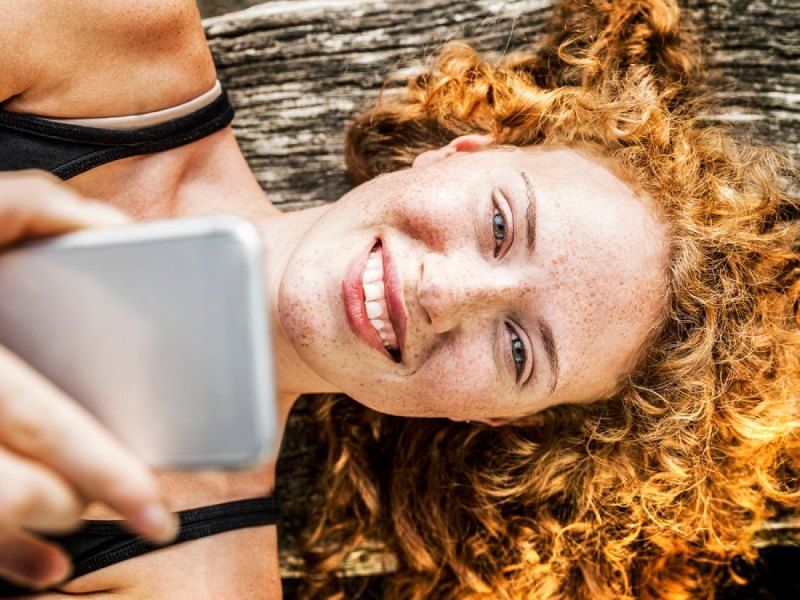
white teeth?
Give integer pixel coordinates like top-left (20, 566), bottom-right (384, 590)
top-left (363, 268), bottom-right (382, 283)
top-left (362, 245), bottom-right (399, 353)
top-left (384, 327), bottom-right (398, 346)
top-left (370, 317), bottom-right (397, 347)
top-left (363, 282), bottom-right (384, 301)
top-left (365, 299), bottom-right (387, 320)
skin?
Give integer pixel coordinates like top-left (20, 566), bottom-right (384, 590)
top-left (0, 1), bottom-right (667, 597)
top-left (0, 173), bottom-right (177, 589)
top-left (2, 3), bottom-right (284, 597)
top-left (273, 143), bottom-right (669, 422)
top-left (0, 150), bottom-right (667, 597)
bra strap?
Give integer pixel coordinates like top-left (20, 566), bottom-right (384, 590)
top-left (54, 495), bottom-right (281, 580)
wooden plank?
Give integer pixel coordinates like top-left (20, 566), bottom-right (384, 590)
top-left (280, 539), bottom-right (398, 579)
top-left (204, 0), bottom-right (799, 210)
top-left (202, 0), bottom-right (800, 579)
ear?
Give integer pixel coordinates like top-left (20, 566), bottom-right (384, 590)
top-left (411, 134), bottom-right (495, 169)
top-left (480, 413), bottom-right (546, 428)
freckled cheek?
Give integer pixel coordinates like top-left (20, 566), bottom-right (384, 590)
top-left (382, 191), bottom-right (466, 249)
top-left (410, 351), bottom-right (498, 416)
top-left (392, 208), bottom-right (457, 250)
top-left (278, 267), bottom-right (339, 350)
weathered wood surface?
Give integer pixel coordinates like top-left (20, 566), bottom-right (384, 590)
top-left (198, 0), bottom-right (264, 18)
top-left (202, 0), bottom-right (800, 580)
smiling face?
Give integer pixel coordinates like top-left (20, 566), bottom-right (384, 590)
top-left (276, 146), bottom-right (668, 421)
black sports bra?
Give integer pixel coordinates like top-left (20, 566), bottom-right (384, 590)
top-left (0, 88), bottom-right (234, 179)
top-left (0, 496), bottom-right (280, 595)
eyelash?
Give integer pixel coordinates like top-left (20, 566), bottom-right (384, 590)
top-left (488, 194), bottom-right (530, 384)
top-left (491, 196), bottom-right (511, 257)
top-left (506, 323), bottom-right (527, 382)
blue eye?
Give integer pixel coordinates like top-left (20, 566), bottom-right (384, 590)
top-left (507, 325), bottom-right (526, 380)
top-left (492, 209), bottom-right (506, 253)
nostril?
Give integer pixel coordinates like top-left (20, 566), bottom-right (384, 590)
top-left (417, 287), bottom-right (434, 326)
top-left (417, 259), bottom-right (433, 326)
top-left (421, 305), bottom-right (433, 326)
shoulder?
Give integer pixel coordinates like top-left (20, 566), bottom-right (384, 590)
top-left (1, 0), bottom-right (216, 116)
top-left (62, 0), bottom-right (206, 53)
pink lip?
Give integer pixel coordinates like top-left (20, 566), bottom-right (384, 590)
top-left (342, 239), bottom-right (397, 361)
top-left (381, 241), bottom-right (407, 361)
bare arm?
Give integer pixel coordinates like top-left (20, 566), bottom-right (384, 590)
top-left (0, 0), bottom-right (216, 116)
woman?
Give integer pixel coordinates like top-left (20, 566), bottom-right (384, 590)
top-left (0, 1), bottom-right (797, 599)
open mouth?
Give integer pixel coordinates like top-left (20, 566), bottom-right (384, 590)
top-left (342, 239), bottom-right (405, 363)
top-left (362, 242), bottom-right (401, 361)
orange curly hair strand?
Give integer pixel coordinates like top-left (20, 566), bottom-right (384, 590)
top-left (299, 1), bottom-right (800, 598)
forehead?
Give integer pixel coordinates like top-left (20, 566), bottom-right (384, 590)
top-left (507, 147), bottom-right (668, 403)
top-left (522, 147), bottom-right (663, 270)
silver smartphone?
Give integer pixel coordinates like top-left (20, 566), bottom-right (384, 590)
top-left (0, 216), bottom-right (277, 469)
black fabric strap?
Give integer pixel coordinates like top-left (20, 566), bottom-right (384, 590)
top-left (0, 91), bottom-right (234, 180)
top-left (0, 495), bottom-right (280, 596)
top-left (69, 495), bottom-right (281, 578)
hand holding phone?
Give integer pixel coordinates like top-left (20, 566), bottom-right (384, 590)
top-left (0, 215), bottom-right (278, 471)
top-left (0, 171), bottom-right (176, 590)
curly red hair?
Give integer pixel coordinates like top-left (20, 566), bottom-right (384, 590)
top-left (299, 1), bottom-right (800, 598)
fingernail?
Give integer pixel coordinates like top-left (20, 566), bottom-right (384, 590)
top-left (133, 503), bottom-right (179, 545)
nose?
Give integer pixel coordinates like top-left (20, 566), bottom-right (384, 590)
top-left (417, 252), bottom-right (516, 334)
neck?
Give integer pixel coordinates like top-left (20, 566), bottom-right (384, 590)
top-left (174, 130), bottom-right (340, 398)
top-left (86, 127), bottom-right (341, 399)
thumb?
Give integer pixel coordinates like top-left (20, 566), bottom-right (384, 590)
top-left (0, 171), bottom-right (129, 246)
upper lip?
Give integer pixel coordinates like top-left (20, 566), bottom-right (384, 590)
top-left (380, 240), bottom-right (408, 361)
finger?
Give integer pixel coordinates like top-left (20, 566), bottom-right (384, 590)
top-left (0, 446), bottom-right (84, 533)
top-left (0, 527), bottom-right (71, 590)
top-left (0, 346), bottom-right (177, 543)
top-left (0, 170), bottom-right (129, 245)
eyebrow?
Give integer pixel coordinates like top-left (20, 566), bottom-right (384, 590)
top-left (518, 171), bottom-right (560, 394)
top-left (520, 171), bottom-right (537, 253)
top-left (539, 320), bottom-right (560, 395)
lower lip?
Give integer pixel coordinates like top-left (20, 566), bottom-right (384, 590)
top-left (342, 239), bottom-right (395, 360)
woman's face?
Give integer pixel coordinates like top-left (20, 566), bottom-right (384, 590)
top-left (277, 146), bottom-right (667, 421)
